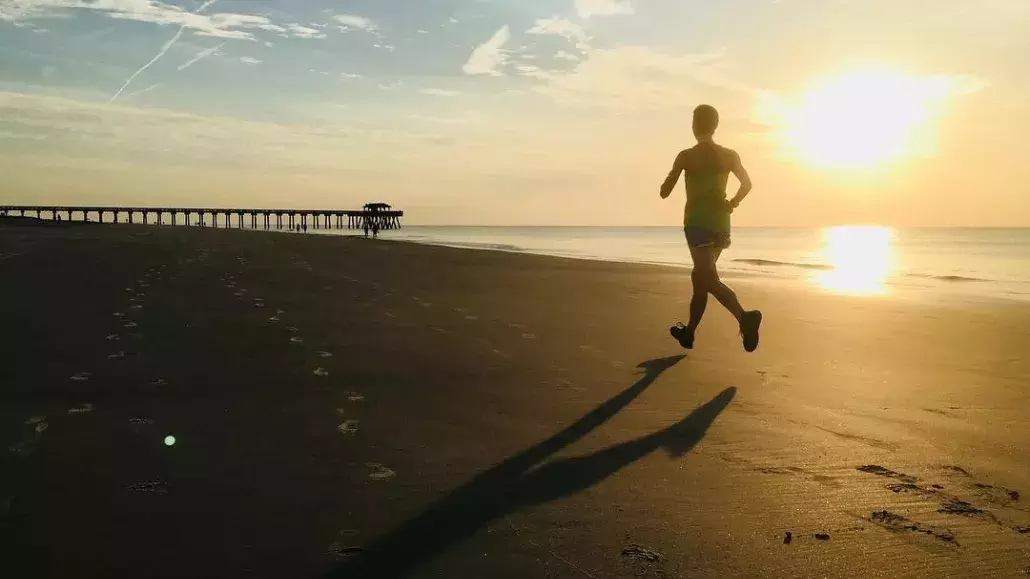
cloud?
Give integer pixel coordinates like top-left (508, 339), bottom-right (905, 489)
top-left (340, 72), bottom-right (362, 79)
top-left (463, 25), bottom-right (511, 76)
top-left (555, 50), bottom-right (580, 61)
top-left (285, 23), bottom-right (326, 39)
top-left (0, 0), bottom-right (299, 41)
top-left (333, 13), bottom-right (378, 33)
top-left (177, 42), bottom-right (225, 71)
top-left (239, 56), bottom-right (262, 65)
top-left (532, 46), bottom-right (750, 111)
top-left (575, 0), bottom-right (634, 18)
top-left (420, 88), bottom-right (460, 97)
top-left (527, 16), bottom-right (589, 48)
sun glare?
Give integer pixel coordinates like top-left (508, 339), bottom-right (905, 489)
top-left (815, 225), bottom-right (894, 295)
top-left (776, 67), bottom-right (960, 169)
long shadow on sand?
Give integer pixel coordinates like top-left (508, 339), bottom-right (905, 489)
top-left (328, 355), bottom-right (737, 578)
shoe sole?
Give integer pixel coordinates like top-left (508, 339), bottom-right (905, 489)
top-left (742, 312), bottom-right (762, 352)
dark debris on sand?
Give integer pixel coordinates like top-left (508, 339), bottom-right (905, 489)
top-left (621, 544), bottom-right (664, 564)
top-left (857, 465), bottom-right (918, 484)
top-left (869, 511), bottom-right (956, 544)
top-left (813, 533), bottom-right (831, 541)
top-left (937, 497), bottom-right (987, 517)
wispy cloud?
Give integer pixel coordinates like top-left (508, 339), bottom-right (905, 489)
top-left (0, 0), bottom-right (297, 41)
top-left (239, 56), bottom-right (262, 65)
top-left (555, 50), bottom-right (580, 61)
top-left (285, 23), bottom-right (326, 39)
top-left (340, 72), bottom-right (362, 79)
top-left (333, 13), bottom-right (379, 33)
top-left (177, 42), bottom-right (225, 71)
top-left (532, 46), bottom-right (746, 111)
top-left (463, 25), bottom-right (511, 76)
top-left (575, 0), bottom-right (634, 19)
top-left (527, 16), bottom-right (591, 51)
top-left (421, 88), bottom-right (460, 97)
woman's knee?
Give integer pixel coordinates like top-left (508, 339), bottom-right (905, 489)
top-left (691, 268), bottom-right (715, 290)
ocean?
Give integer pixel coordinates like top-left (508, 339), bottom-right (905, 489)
top-left (326, 226), bottom-right (1030, 302)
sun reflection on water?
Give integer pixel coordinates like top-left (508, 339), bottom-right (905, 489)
top-left (815, 226), bottom-right (895, 295)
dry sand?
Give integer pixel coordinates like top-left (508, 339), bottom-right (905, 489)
top-left (1, 219), bottom-right (1029, 578)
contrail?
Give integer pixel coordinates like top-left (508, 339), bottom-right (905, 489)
top-left (177, 41), bottom-right (225, 71)
top-left (126, 83), bottom-right (161, 99)
top-left (108, 0), bottom-right (220, 103)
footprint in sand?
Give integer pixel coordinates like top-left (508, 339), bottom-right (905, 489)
top-left (113, 312), bottom-right (126, 318)
top-left (521, 333), bottom-right (537, 339)
top-left (70, 372), bottom-right (91, 382)
top-left (290, 337), bottom-right (304, 344)
top-left (433, 327), bottom-right (450, 334)
top-left (366, 463), bottom-right (395, 481)
top-left (286, 326), bottom-right (300, 333)
top-left (346, 392), bottom-right (365, 402)
top-left (124, 322), bottom-right (138, 328)
top-left (68, 404), bottom-right (94, 414)
top-left (130, 305), bottom-right (143, 310)
top-left (464, 315), bottom-right (479, 321)
top-left (268, 316), bottom-right (281, 323)
top-left (327, 530), bottom-right (364, 561)
top-left (316, 351), bottom-right (333, 358)
top-left (314, 368), bottom-right (329, 377)
top-left (234, 292), bottom-right (244, 298)
top-left (108, 351), bottom-right (126, 359)
top-left (129, 417), bottom-right (154, 433)
top-left (276, 309), bottom-right (286, 315)
top-left (151, 378), bottom-right (168, 386)
top-left (106, 334), bottom-right (120, 341)
top-left (126, 481), bottom-right (168, 495)
top-left (337, 420), bottom-right (360, 435)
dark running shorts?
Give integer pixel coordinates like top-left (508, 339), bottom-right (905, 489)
top-left (684, 227), bottom-right (731, 249)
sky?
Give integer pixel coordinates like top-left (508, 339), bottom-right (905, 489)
top-left (1, 0), bottom-right (1028, 226)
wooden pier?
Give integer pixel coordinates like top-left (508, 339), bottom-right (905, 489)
top-left (0, 203), bottom-right (403, 231)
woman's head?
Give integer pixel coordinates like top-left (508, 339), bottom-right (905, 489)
top-left (692, 104), bottom-right (719, 139)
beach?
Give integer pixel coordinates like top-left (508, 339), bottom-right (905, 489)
top-left (2, 219), bottom-right (1029, 578)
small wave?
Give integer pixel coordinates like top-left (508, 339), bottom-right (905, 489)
top-left (904, 273), bottom-right (989, 283)
top-left (427, 241), bottom-right (524, 252)
top-left (733, 258), bottom-right (833, 271)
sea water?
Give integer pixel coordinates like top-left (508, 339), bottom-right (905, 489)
top-left (341, 226), bottom-right (1030, 302)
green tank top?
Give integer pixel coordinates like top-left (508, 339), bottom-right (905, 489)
top-left (683, 147), bottom-right (731, 234)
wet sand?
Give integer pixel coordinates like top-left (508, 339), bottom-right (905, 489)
top-left (2, 219), bottom-right (1029, 578)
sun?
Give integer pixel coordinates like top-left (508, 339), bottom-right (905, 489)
top-left (774, 66), bottom-right (959, 169)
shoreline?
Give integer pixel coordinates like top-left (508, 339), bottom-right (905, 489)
top-left (3, 216), bottom-right (1028, 305)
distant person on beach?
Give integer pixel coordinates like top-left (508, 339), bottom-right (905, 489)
top-left (372, 222), bottom-right (379, 239)
top-left (660, 104), bottom-right (763, 352)
top-left (363, 222), bottom-right (370, 238)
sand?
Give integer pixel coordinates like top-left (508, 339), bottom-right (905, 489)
top-left (1, 218), bottom-right (1029, 578)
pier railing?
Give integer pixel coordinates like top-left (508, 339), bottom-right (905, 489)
top-left (0, 206), bottom-right (403, 231)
